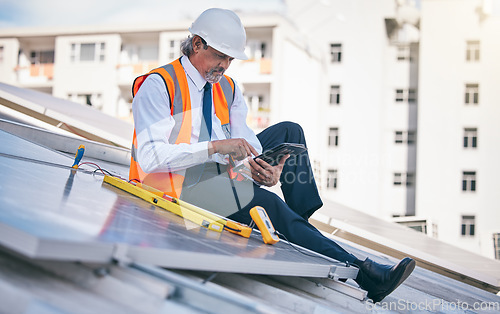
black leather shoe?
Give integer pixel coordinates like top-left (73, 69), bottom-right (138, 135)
top-left (355, 257), bottom-right (416, 303)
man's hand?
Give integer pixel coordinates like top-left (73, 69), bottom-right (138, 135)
top-left (248, 154), bottom-right (289, 187)
top-left (209, 138), bottom-right (259, 161)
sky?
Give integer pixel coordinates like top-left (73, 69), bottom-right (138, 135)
top-left (0, 0), bottom-right (285, 29)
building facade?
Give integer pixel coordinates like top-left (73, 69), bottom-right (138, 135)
top-left (285, 0), bottom-right (420, 219)
top-left (417, 0), bottom-right (500, 258)
top-left (0, 18), bottom-right (280, 130)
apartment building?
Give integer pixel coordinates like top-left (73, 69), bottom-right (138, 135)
top-left (417, 0), bottom-right (500, 258)
top-left (285, 0), bottom-right (420, 218)
top-left (0, 17), bottom-right (280, 130)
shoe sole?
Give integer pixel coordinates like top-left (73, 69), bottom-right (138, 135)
top-left (371, 257), bottom-right (416, 303)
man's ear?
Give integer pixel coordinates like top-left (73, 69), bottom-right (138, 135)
top-left (192, 36), bottom-right (202, 52)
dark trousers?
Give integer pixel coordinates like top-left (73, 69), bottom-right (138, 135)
top-left (256, 121), bottom-right (323, 219)
top-left (181, 122), bottom-right (357, 264)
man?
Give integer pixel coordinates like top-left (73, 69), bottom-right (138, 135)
top-left (130, 8), bottom-right (415, 303)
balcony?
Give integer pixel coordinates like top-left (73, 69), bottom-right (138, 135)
top-left (16, 64), bottom-right (54, 85)
top-left (117, 61), bottom-right (159, 86)
top-left (247, 108), bottom-right (271, 131)
top-left (231, 58), bottom-right (273, 83)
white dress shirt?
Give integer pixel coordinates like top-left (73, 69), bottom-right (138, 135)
top-left (133, 55), bottom-right (262, 173)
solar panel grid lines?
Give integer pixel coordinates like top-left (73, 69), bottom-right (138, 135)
top-left (0, 129), bottom-right (355, 280)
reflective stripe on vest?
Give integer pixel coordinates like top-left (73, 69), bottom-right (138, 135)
top-left (129, 58), bottom-right (235, 197)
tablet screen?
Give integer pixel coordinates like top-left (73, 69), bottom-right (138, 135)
top-left (254, 143), bottom-right (306, 166)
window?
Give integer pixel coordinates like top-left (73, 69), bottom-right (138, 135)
top-left (406, 173), bottom-right (415, 187)
top-left (0, 46), bottom-right (4, 63)
top-left (493, 233), bottom-right (500, 260)
top-left (408, 89), bottom-right (416, 102)
top-left (244, 94), bottom-right (268, 112)
top-left (466, 41), bottom-right (480, 62)
top-left (461, 215), bottom-right (475, 236)
top-left (254, 95), bottom-right (266, 111)
top-left (30, 50), bottom-right (55, 64)
top-left (327, 169), bottom-right (338, 189)
top-left (137, 44), bottom-right (158, 61)
top-left (330, 85), bottom-right (340, 105)
top-left (399, 220), bottom-right (427, 233)
top-left (395, 131), bottom-right (404, 144)
top-left (407, 131), bottom-right (416, 144)
top-left (260, 42), bottom-right (267, 58)
top-left (394, 131), bottom-right (416, 145)
top-left (328, 127), bottom-right (339, 146)
top-left (247, 40), bottom-right (268, 60)
top-left (397, 45), bottom-right (410, 61)
top-left (68, 93), bottom-right (103, 110)
top-left (330, 43), bottom-right (342, 63)
top-left (465, 84), bottom-right (479, 105)
top-left (394, 172), bottom-right (414, 186)
top-left (395, 89), bottom-right (416, 103)
top-left (462, 171), bottom-right (476, 192)
top-left (396, 89), bottom-right (405, 102)
top-left (394, 173), bottom-right (403, 185)
top-left (71, 42), bottom-right (105, 62)
top-left (168, 40), bottom-right (181, 60)
top-left (395, 219), bottom-right (438, 237)
top-left (463, 128), bottom-right (478, 148)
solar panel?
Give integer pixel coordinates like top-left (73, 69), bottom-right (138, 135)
top-left (0, 127), bottom-right (72, 166)
top-left (0, 82), bottom-right (133, 147)
top-left (312, 200), bottom-right (500, 290)
top-left (0, 129), bottom-right (357, 279)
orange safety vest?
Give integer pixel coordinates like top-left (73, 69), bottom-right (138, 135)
top-left (129, 58), bottom-right (235, 197)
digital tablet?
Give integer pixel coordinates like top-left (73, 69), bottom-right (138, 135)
top-left (253, 143), bottom-right (307, 166)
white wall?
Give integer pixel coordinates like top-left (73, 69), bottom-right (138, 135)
top-left (284, 0), bottom-right (418, 219)
top-left (417, 0), bottom-right (500, 258)
top-left (0, 38), bottom-right (20, 85)
top-left (270, 22), bottom-right (323, 160)
top-left (53, 34), bottom-right (122, 116)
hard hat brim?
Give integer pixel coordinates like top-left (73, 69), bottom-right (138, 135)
top-left (190, 31), bottom-right (248, 60)
top-left (215, 46), bottom-right (248, 60)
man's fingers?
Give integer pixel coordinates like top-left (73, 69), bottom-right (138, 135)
top-left (249, 154), bottom-right (289, 187)
top-left (251, 158), bottom-right (274, 181)
top-left (249, 157), bottom-right (267, 173)
top-left (277, 154), bottom-right (290, 169)
top-left (241, 139), bottom-right (258, 158)
top-left (227, 139), bottom-right (257, 160)
top-left (233, 145), bottom-right (245, 160)
top-left (248, 144), bottom-right (259, 157)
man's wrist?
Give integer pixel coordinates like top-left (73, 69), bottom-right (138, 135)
top-left (208, 141), bottom-right (217, 156)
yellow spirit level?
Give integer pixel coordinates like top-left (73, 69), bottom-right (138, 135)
top-left (103, 176), bottom-right (252, 237)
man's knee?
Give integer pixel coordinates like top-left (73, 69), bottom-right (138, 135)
top-left (275, 121), bottom-right (304, 142)
top-left (276, 121), bottom-right (302, 132)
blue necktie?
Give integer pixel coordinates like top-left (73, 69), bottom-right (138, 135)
top-left (184, 83), bottom-right (212, 187)
top-left (199, 83), bottom-right (212, 141)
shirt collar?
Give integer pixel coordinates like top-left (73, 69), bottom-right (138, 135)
top-left (181, 55), bottom-right (208, 91)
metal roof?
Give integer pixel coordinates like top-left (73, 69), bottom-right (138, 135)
top-left (0, 82), bottom-right (133, 148)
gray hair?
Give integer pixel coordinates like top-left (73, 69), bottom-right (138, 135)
top-left (180, 35), bottom-right (208, 57)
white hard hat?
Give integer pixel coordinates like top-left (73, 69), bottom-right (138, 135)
top-left (189, 8), bottom-right (248, 60)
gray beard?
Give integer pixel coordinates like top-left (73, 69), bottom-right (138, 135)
top-left (205, 68), bottom-right (225, 84)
